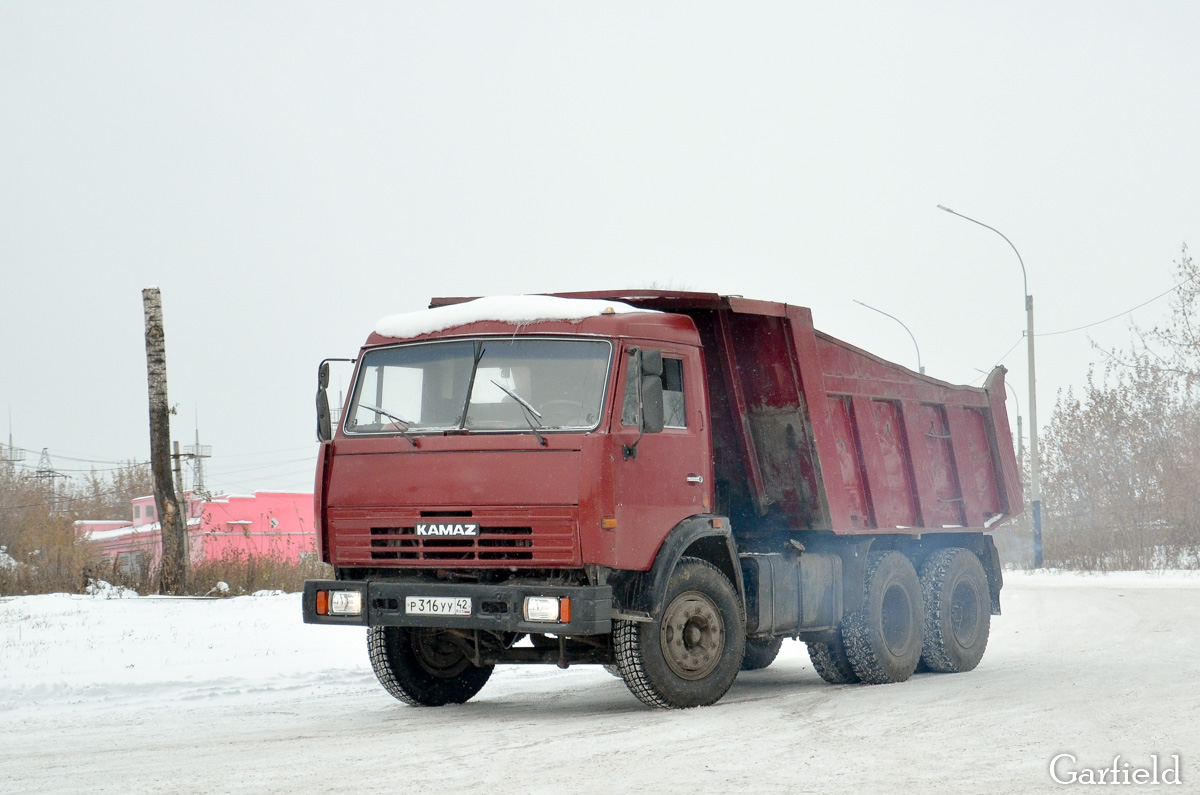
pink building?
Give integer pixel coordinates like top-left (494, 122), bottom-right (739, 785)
top-left (76, 492), bottom-right (315, 578)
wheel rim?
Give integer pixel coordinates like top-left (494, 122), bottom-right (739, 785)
top-left (949, 580), bottom-right (980, 647)
top-left (880, 583), bottom-right (914, 655)
top-left (659, 590), bottom-right (725, 680)
top-left (411, 629), bottom-right (472, 678)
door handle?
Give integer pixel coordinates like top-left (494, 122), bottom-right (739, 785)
top-left (686, 475), bottom-right (704, 484)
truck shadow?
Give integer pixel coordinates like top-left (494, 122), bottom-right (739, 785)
top-left (395, 661), bottom-right (836, 719)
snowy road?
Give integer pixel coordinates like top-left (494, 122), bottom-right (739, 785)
top-left (3, 572), bottom-right (1198, 794)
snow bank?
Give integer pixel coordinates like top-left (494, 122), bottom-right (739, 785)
top-left (0, 592), bottom-right (369, 716)
top-left (1006, 568), bottom-right (1200, 589)
top-left (374, 295), bottom-right (657, 339)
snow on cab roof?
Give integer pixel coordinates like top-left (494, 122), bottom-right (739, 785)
top-left (374, 295), bottom-right (658, 339)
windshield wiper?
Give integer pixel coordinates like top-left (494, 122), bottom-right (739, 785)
top-left (490, 381), bottom-right (542, 419)
top-left (490, 380), bottom-right (547, 446)
top-left (458, 343), bottom-right (487, 430)
top-left (359, 403), bottom-right (418, 447)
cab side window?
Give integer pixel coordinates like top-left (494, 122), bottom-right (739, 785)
top-left (621, 353), bottom-right (688, 428)
top-left (662, 358), bottom-right (686, 428)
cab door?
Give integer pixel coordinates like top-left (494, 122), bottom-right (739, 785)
top-left (609, 342), bottom-right (712, 570)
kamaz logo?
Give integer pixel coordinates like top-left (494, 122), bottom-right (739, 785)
top-left (415, 523), bottom-right (480, 537)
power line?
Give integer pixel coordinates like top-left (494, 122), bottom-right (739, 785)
top-left (969, 335), bottom-right (1026, 385)
top-left (0, 483), bottom-right (133, 512)
top-left (1037, 270), bottom-right (1197, 338)
top-left (960, 266), bottom-right (1194, 385)
top-left (216, 445), bottom-right (315, 459)
top-left (9, 447), bottom-right (148, 467)
top-left (207, 457), bottom-right (315, 477)
top-left (206, 474), bottom-right (312, 494)
top-left (12, 462), bottom-right (148, 475)
top-left (9, 444), bottom-right (315, 466)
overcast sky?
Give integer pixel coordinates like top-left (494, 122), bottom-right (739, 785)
top-left (3, 2), bottom-right (1198, 495)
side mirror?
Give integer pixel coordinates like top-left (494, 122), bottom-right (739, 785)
top-left (640, 348), bottom-right (663, 378)
top-left (316, 362), bottom-right (332, 442)
top-left (316, 358), bottom-right (356, 443)
top-left (640, 375), bottom-right (664, 434)
top-left (638, 349), bottom-right (665, 434)
top-left (623, 347), bottom-right (665, 459)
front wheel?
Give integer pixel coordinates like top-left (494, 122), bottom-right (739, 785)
top-left (367, 626), bottom-right (494, 706)
top-left (614, 557), bottom-right (746, 709)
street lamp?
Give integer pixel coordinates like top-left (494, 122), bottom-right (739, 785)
top-left (938, 204), bottom-right (1042, 567)
top-left (853, 299), bottom-right (925, 374)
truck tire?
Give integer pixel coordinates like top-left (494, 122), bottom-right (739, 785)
top-left (841, 551), bottom-right (923, 684)
top-left (806, 634), bottom-right (860, 684)
top-left (367, 626), bottom-right (493, 706)
top-left (919, 547), bottom-right (991, 673)
top-left (740, 637), bottom-right (784, 671)
top-left (614, 557), bottom-right (746, 709)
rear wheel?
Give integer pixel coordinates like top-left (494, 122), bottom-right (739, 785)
top-left (919, 548), bottom-right (991, 673)
top-left (806, 633), bottom-right (860, 684)
top-left (367, 626), bottom-right (493, 706)
top-left (614, 557), bottom-right (745, 709)
top-left (841, 551), bottom-right (923, 684)
top-left (741, 637), bottom-right (784, 671)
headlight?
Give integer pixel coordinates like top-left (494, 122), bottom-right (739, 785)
top-left (328, 590), bottom-right (362, 616)
top-left (523, 596), bottom-right (571, 623)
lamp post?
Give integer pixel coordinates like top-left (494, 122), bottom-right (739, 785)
top-left (853, 300), bottom-right (925, 374)
top-left (938, 205), bottom-right (1042, 567)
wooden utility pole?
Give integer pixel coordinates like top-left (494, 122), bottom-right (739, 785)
top-left (143, 288), bottom-right (188, 594)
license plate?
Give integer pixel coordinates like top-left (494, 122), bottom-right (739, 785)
top-left (406, 596), bottom-right (472, 616)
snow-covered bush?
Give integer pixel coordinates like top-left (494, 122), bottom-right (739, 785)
top-left (85, 578), bottom-right (138, 599)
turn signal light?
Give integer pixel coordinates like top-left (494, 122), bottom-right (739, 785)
top-left (316, 590), bottom-right (329, 615)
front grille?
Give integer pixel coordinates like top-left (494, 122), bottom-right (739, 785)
top-left (327, 506), bottom-right (580, 567)
top-left (369, 526), bottom-right (535, 561)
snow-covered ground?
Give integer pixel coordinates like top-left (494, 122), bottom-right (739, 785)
top-left (3, 571), bottom-right (1198, 794)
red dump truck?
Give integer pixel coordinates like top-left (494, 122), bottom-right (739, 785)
top-left (303, 291), bottom-right (1021, 709)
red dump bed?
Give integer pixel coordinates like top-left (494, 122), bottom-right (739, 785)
top-left (557, 291), bottom-right (1023, 535)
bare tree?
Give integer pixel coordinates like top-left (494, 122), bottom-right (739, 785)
top-left (1040, 246), bottom-right (1200, 570)
top-left (143, 288), bottom-right (188, 593)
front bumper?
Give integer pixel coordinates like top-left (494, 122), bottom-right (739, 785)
top-left (302, 579), bottom-right (613, 635)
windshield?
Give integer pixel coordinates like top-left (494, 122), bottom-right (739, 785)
top-left (345, 337), bottom-right (613, 435)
